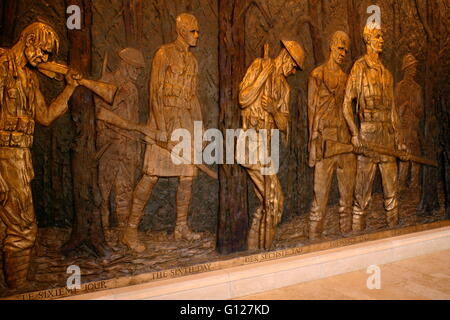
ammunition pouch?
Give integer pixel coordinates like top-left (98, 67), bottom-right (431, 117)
top-left (0, 117), bottom-right (35, 148)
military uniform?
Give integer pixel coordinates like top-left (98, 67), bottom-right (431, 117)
top-left (238, 57), bottom-right (290, 250)
top-left (395, 68), bottom-right (423, 189)
top-left (143, 41), bottom-right (202, 178)
top-left (308, 63), bottom-right (356, 237)
top-left (343, 55), bottom-right (402, 229)
top-left (122, 40), bottom-right (203, 249)
top-left (0, 48), bottom-right (39, 287)
top-left (95, 70), bottom-right (141, 229)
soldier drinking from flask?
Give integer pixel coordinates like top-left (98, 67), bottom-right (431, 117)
top-left (95, 48), bottom-right (145, 242)
top-left (121, 13), bottom-right (203, 252)
top-left (343, 24), bottom-right (408, 232)
top-left (396, 54), bottom-right (424, 191)
top-left (307, 31), bottom-right (356, 240)
top-left (0, 22), bottom-right (81, 288)
top-left (239, 40), bottom-right (305, 250)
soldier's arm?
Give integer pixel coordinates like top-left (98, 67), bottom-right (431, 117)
top-left (308, 70), bottom-right (320, 141)
top-left (273, 88), bottom-right (290, 135)
top-left (190, 58), bottom-right (203, 123)
top-left (416, 86), bottom-right (424, 119)
top-left (149, 48), bottom-right (168, 140)
top-left (0, 67), bottom-right (8, 201)
top-left (342, 63), bottom-right (361, 146)
top-left (239, 59), bottom-right (269, 108)
top-left (35, 69), bottom-right (81, 126)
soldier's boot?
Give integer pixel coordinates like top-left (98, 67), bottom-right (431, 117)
top-left (339, 211), bottom-right (352, 234)
top-left (121, 199), bottom-right (146, 253)
top-left (308, 219), bottom-right (324, 241)
top-left (4, 249), bottom-right (31, 289)
top-left (248, 207), bottom-right (263, 250)
top-left (174, 178), bottom-right (201, 241)
top-left (386, 207), bottom-right (399, 228)
top-left (352, 214), bottom-right (366, 232)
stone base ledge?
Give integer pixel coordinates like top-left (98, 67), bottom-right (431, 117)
top-left (61, 225), bottom-right (450, 300)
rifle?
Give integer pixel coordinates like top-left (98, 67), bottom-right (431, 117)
top-left (324, 140), bottom-right (438, 167)
top-left (38, 62), bottom-right (118, 104)
top-left (96, 107), bottom-right (218, 180)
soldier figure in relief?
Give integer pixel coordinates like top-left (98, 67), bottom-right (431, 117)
top-left (307, 31), bottom-right (356, 240)
top-left (396, 54), bottom-right (424, 191)
top-left (121, 13), bottom-right (203, 252)
top-left (0, 22), bottom-right (81, 288)
top-left (239, 40), bottom-right (305, 250)
top-left (342, 25), bottom-right (408, 232)
top-left (95, 48), bottom-right (145, 242)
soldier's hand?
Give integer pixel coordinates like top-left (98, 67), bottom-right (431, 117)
top-left (351, 135), bottom-right (362, 148)
top-left (157, 131), bottom-right (168, 143)
top-left (66, 68), bottom-right (82, 88)
top-left (399, 151), bottom-right (410, 162)
top-left (0, 175), bottom-right (8, 207)
top-left (261, 59), bottom-right (274, 75)
top-left (261, 95), bottom-right (275, 113)
top-left (137, 125), bottom-right (156, 140)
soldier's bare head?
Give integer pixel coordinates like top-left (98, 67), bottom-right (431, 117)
top-left (19, 22), bottom-right (60, 67)
top-left (329, 31), bottom-right (350, 66)
top-left (363, 24), bottom-right (384, 54)
top-left (176, 13), bottom-right (200, 47)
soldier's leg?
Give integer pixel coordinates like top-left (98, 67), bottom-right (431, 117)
top-left (0, 185), bottom-right (37, 289)
top-left (114, 163), bottom-right (135, 228)
top-left (122, 174), bottom-right (158, 252)
top-left (308, 158), bottom-right (335, 240)
top-left (398, 161), bottom-right (409, 190)
top-left (174, 176), bottom-right (201, 241)
top-left (410, 143), bottom-right (421, 190)
top-left (379, 161), bottom-right (399, 227)
top-left (262, 174), bottom-right (284, 249)
top-left (353, 156), bottom-right (377, 232)
top-left (246, 167), bottom-right (265, 249)
top-left (98, 159), bottom-right (115, 232)
top-left (337, 154), bottom-right (357, 234)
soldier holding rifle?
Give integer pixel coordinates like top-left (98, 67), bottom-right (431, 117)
top-left (342, 24), bottom-right (408, 232)
top-left (0, 22), bottom-right (83, 288)
top-left (307, 31), bottom-right (356, 240)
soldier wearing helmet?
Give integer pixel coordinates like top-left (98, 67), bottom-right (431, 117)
top-left (239, 40), bottom-right (305, 250)
top-left (95, 47), bottom-right (145, 243)
top-left (395, 54), bottom-right (423, 191)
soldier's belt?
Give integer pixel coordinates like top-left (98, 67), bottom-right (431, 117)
top-left (361, 110), bottom-right (390, 122)
top-left (0, 131), bottom-right (34, 148)
top-left (3, 117), bottom-right (35, 135)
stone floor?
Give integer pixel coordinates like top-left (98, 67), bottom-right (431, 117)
top-left (0, 189), bottom-right (446, 298)
top-left (238, 249), bottom-right (450, 300)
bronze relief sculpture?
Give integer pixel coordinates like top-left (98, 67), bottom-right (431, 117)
top-left (396, 54), bottom-right (424, 192)
top-left (121, 13), bottom-right (204, 252)
top-left (307, 31), bottom-right (356, 240)
top-left (0, 1), bottom-right (447, 298)
top-left (0, 22), bottom-right (82, 288)
top-left (239, 41), bottom-right (305, 250)
top-left (342, 25), bottom-right (407, 232)
top-left (95, 48), bottom-right (145, 243)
